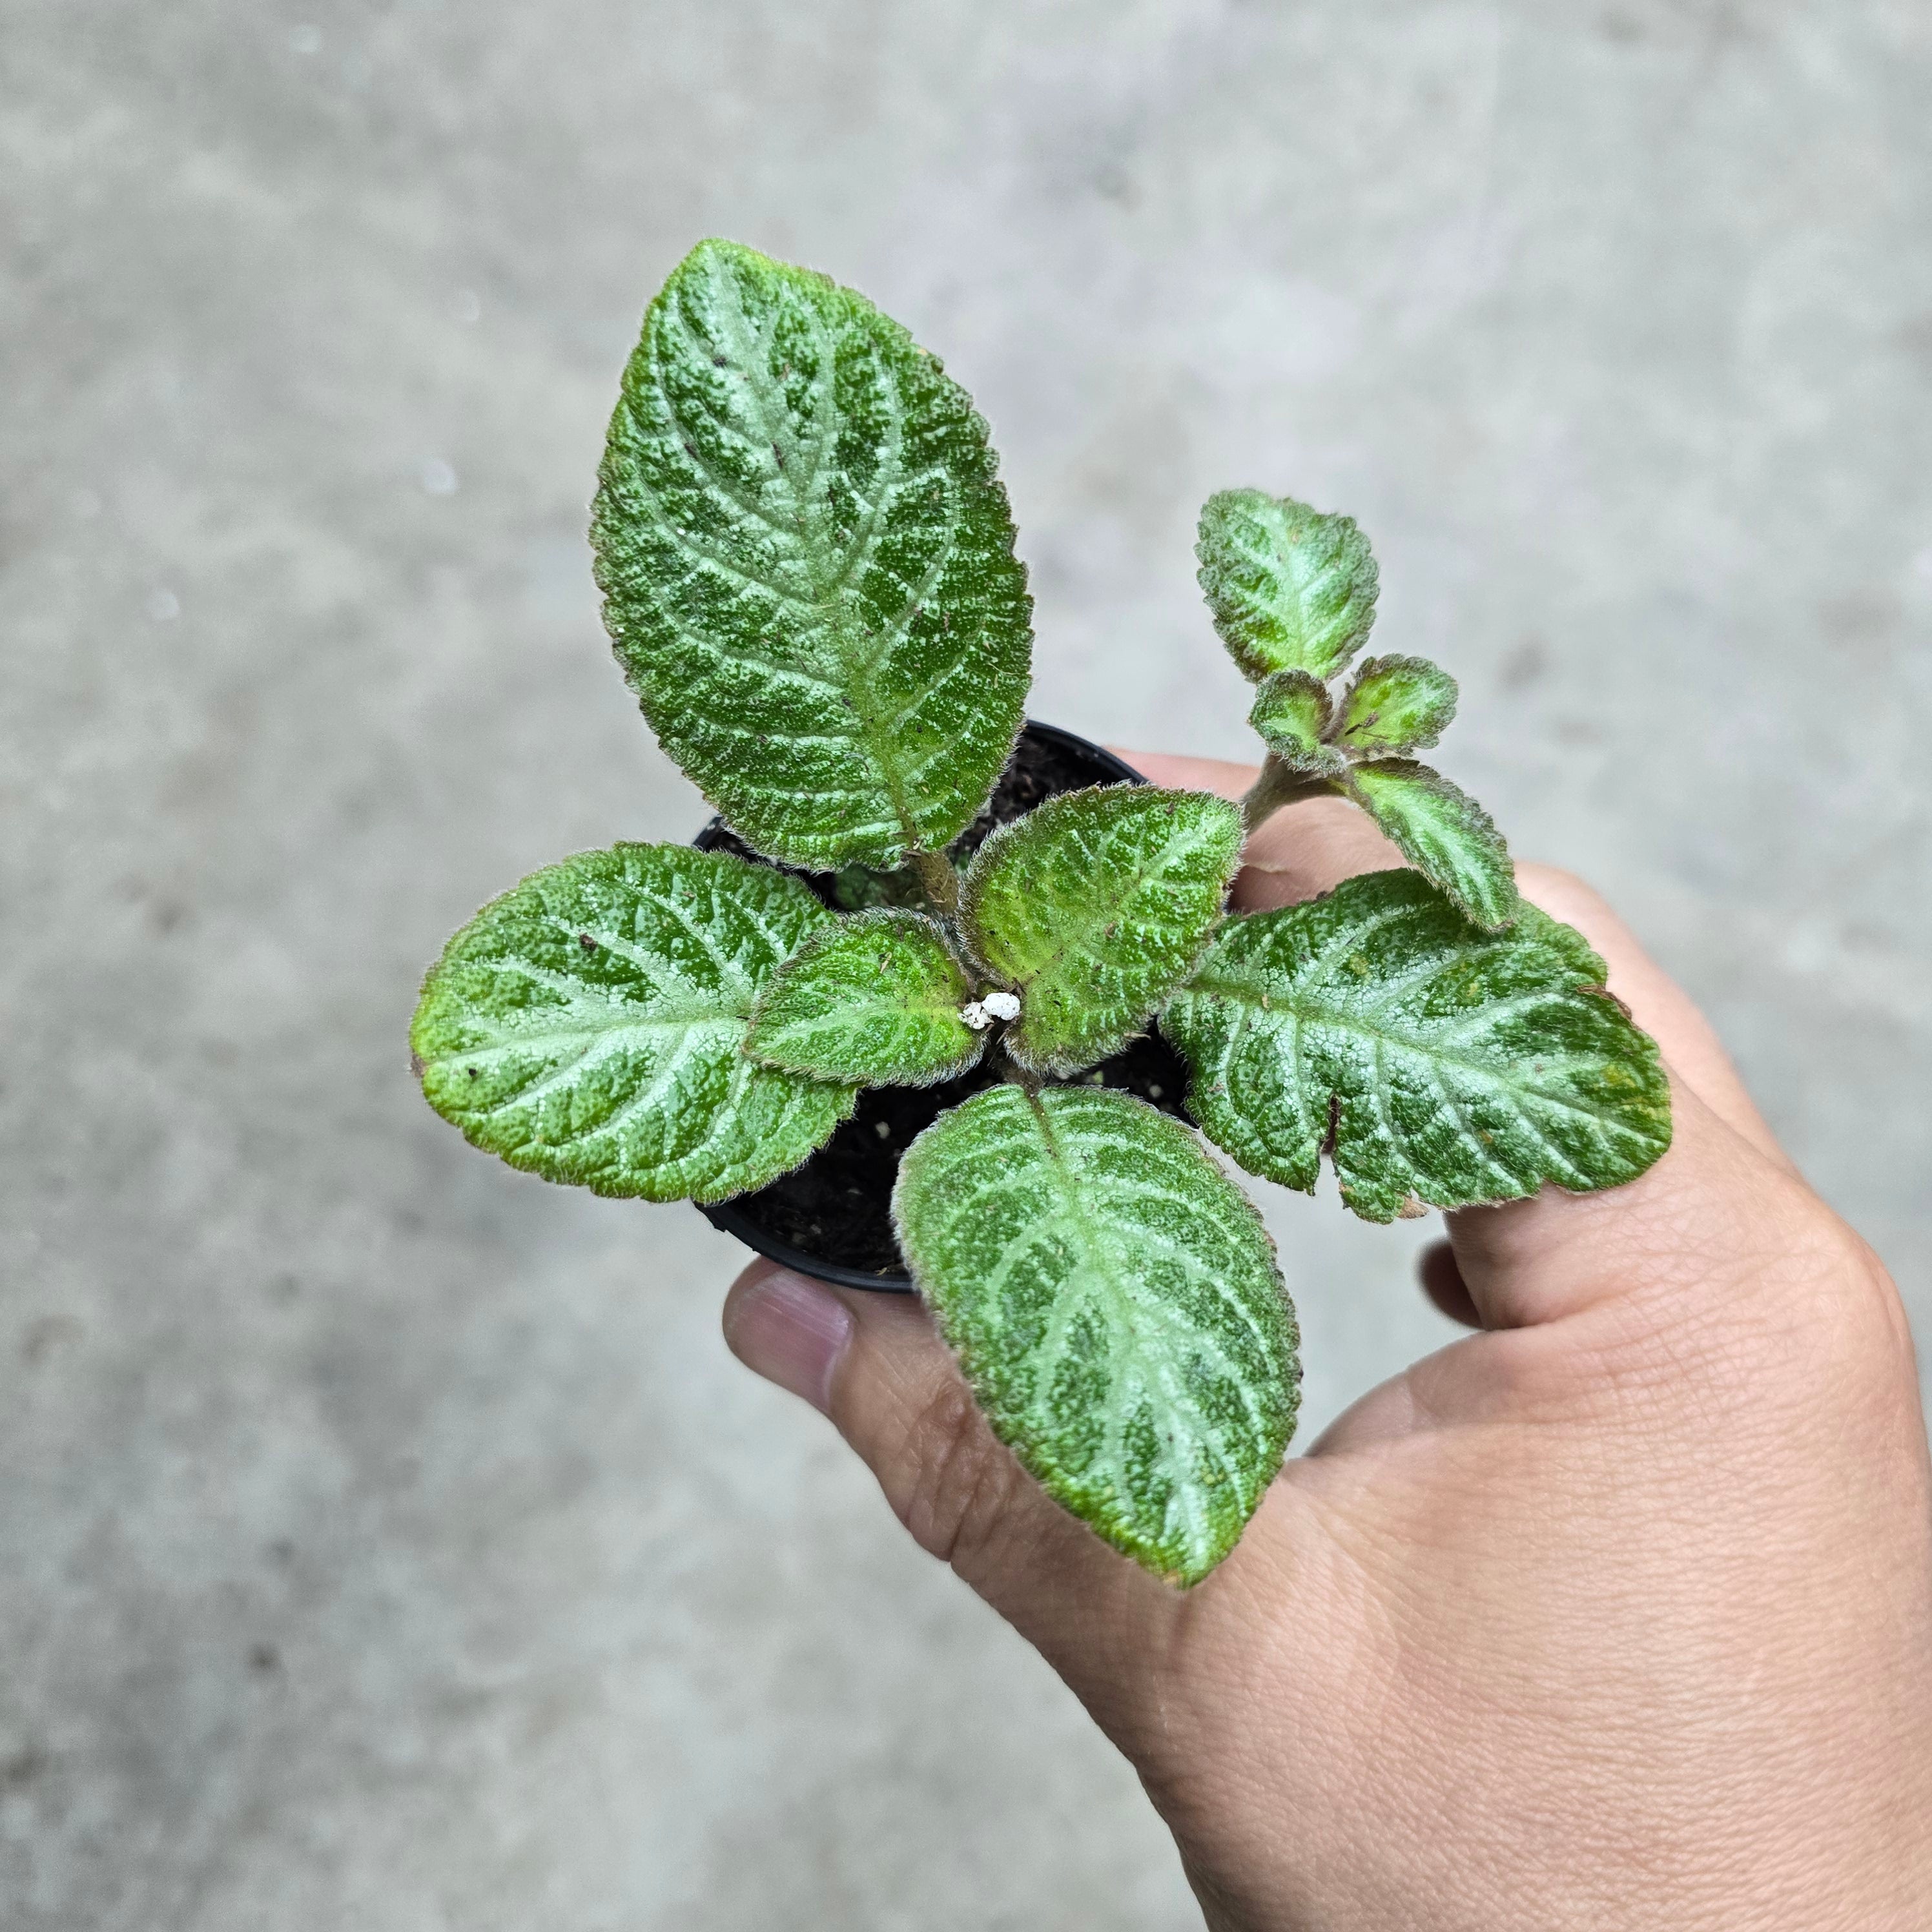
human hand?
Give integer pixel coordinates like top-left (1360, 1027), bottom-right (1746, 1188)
top-left (723, 752), bottom-right (1932, 1931)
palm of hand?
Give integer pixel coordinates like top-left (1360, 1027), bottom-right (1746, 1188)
top-left (726, 758), bottom-right (1932, 1932)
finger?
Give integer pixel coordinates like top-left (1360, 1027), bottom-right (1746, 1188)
top-left (723, 1260), bottom-right (1180, 1714)
top-left (1510, 863), bottom-right (1789, 1170)
top-left (1417, 1241), bottom-right (1480, 1328)
top-left (1434, 868), bottom-right (1805, 1330)
top-left (1116, 748), bottom-right (1254, 803)
top-left (1441, 1075), bottom-right (1831, 1330)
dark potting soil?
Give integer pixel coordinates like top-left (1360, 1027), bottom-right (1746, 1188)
top-left (695, 724), bottom-right (1197, 1282)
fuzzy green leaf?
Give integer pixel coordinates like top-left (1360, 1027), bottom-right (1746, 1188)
top-left (593, 239), bottom-right (1033, 870)
top-left (1344, 759), bottom-right (1517, 929)
top-left (893, 1084), bottom-right (1298, 1585)
top-left (960, 786), bottom-right (1244, 1075)
top-left (1162, 871), bottom-right (1672, 1222)
top-left (746, 910), bottom-right (983, 1085)
top-left (1248, 668), bottom-right (1346, 777)
top-left (411, 845), bottom-right (853, 1202)
top-left (1337, 655), bottom-right (1457, 755)
top-left (1196, 489), bottom-right (1379, 683)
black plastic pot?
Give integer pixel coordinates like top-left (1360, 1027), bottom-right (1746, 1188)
top-left (694, 721), bottom-right (1193, 1291)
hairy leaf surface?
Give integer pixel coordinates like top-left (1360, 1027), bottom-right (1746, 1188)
top-left (411, 845), bottom-right (852, 1202)
top-left (593, 240), bottom-right (1033, 868)
top-left (1196, 489), bottom-right (1379, 683)
top-left (893, 1084), bottom-right (1298, 1585)
top-left (746, 910), bottom-right (982, 1085)
top-left (1344, 760), bottom-right (1517, 929)
top-left (960, 786), bottom-right (1244, 1074)
top-left (1248, 669), bottom-right (1346, 777)
top-left (1163, 871), bottom-right (1672, 1222)
top-left (1338, 655), bottom-right (1458, 754)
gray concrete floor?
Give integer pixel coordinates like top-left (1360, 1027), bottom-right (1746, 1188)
top-left (5, 3), bottom-right (1929, 1926)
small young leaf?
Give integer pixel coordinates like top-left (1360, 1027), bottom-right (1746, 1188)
top-left (593, 239), bottom-right (1033, 870)
top-left (893, 1084), bottom-right (1299, 1585)
top-left (1196, 489), bottom-right (1379, 683)
top-left (411, 845), bottom-right (853, 1202)
top-left (746, 910), bottom-right (983, 1086)
top-left (960, 786), bottom-right (1244, 1075)
top-left (1248, 668), bottom-right (1346, 777)
top-left (1162, 870), bottom-right (1672, 1222)
top-left (1343, 759), bottom-right (1517, 929)
top-left (1337, 654), bottom-right (1457, 754)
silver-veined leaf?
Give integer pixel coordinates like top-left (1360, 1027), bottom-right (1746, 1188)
top-left (1162, 870), bottom-right (1672, 1222)
top-left (593, 240), bottom-right (1033, 869)
top-left (893, 1084), bottom-right (1298, 1585)
top-left (411, 845), bottom-right (853, 1202)
top-left (1337, 655), bottom-right (1457, 755)
top-left (746, 910), bottom-right (983, 1085)
top-left (960, 786), bottom-right (1244, 1074)
top-left (1196, 489), bottom-right (1379, 683)
top-left (1343, 759), bottom-right (1517, 930)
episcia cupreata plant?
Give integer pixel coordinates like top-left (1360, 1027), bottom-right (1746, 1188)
top-left (410, 240), bottom-right (1674, 1586)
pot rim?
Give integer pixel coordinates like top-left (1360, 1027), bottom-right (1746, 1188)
top-left (695, 720), bottom-right (1147, 1293)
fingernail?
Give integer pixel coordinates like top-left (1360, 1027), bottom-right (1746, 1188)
top-left (723, 1269), bottom-right (852, 1415)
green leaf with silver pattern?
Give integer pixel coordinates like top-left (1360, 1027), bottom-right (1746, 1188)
top-left (411, 845), bottom-right (853, 1202)
top-left (1162, 870), bottom-right (1672, 1222)
top-left (1196, 489), bottom-right (1379, 683)
top-left (593, 239), bottom-right (1033, 870)
top-left (1336, 655), bottom-right (1458, 755)
top-left (746, 909), bottom-right (983, 1086)
top-left (892, 1083), bottom-right (1299, 1586)
top-left (960, 786), bottom-right (1245, 1075)
top-left (1342, 759), bottom-right (1517, 930)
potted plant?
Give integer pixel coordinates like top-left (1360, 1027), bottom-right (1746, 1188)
top-left (410, 241), bottom-right (1672, 1585)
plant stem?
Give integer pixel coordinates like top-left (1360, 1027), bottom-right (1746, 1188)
top-left (1240, 754), bottom-right (1335, 836)
top-left (989, 1042), bottom-right (1040, 1093)
top-left (910, 848), bottom-right (961, 918)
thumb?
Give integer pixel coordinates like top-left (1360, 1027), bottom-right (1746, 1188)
top-left (721, 1261), bottom-right (1181, 1707)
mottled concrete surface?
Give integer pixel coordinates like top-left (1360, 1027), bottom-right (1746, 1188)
top-left (3, 2), bottom-right (1929, 1925)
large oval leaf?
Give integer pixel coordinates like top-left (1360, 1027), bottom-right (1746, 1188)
top-left (893, 1084), bottom-right (1298, 1586)
top-left (593, 240), bottom-right (1033, 870)
top-left (960, 786), bottom-right (1244, 1075)
top-left (1162, 870), bottom-right (1672, 1222)
top-left (411, 845), bottom-right (854, 1202)
top-left (746, 909), bottom-right (983, 1086)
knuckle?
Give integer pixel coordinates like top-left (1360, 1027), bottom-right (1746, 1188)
top-left (1791, 1213), bottom-right (1916, 1374)
top-left (1685, 1191), bottom-right (1912, 1400)
top-left (893, 1376), bottom-right (1027, 1571)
